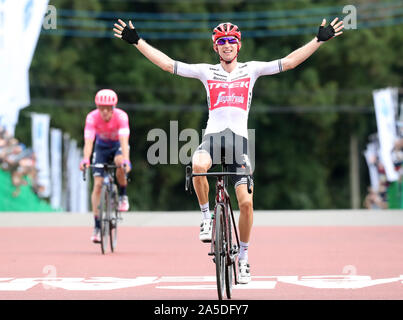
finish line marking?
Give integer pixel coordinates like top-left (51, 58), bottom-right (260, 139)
top-left (1, 275), bottom-right (403, 291)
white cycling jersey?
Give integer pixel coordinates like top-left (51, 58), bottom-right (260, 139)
top-left (174, 60), bottom-right (282, 139)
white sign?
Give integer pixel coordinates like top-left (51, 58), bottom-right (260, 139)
top-left (31, 113), bottom-right (51, 197)
top-left (373, 88), bottom-right (399, 181)
top-left (50, 128), bottom-right (62, 209)
top-left (364, 142), bottom-right (380, 191)
top-left (0, 0), bottom-right (49, 135)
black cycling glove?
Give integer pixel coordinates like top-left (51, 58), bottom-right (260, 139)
top-left (316, 24), bottom-right (335, 42)
top-left (121, 26), bottom-right (140, 45)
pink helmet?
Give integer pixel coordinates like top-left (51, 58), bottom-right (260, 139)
top-left (95, 89), bottom-right (118, 107)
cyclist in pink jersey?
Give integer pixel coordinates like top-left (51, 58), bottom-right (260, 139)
top-left (113, 18), bottom-right (343, 283)
top-left (79, 89), bottom-right (132, 243)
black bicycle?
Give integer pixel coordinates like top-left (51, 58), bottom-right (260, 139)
top-left (83, 163), bottom-right (122, 254)
top-left (185, 163), bottom-right (252, 300)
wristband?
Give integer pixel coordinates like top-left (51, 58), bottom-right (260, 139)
top-left (121, 26), bottom-right (140, 45)
top-left (123, 159), bottom-right (132, 169)
top-left (80, 159), bottom-right (90, 167)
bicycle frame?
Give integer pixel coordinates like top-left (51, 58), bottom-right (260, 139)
top-left (83, 163), bottom-right (119, 210)
top-left (83, 163), bottom-right (122, 254)
top-left (102, 166), bottom-right (117, 199)
top-left (185, 164), bottom-right (252, 298)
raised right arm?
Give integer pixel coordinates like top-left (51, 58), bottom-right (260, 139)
top-left (113, 19), bottom-right (174, 74)
top-left (80, 114), bottom-right (95, 170)
top-left (135, 39), bottom-right (174, 73)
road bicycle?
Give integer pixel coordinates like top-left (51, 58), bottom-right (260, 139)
top-left (185, 162), bottom-right (252, 300)
top-left (83, 163), bottom-right (123, 254)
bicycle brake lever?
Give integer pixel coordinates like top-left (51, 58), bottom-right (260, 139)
top-left (185, 165), bottom-right (192, 194)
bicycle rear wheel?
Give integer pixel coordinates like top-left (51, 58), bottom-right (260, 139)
top-left (109, 184), bottom-right (119, 252)
top-left (214, 205), bottom-right (226, 300)
top-left (99, 186), bottom-right (110, 254)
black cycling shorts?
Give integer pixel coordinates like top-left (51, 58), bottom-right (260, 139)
top-left (92, 142), bottom-right (122, 177)
top-left (193, 128), bottom-right (254, 188)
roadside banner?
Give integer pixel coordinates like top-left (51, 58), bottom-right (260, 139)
top-left (31, 113), bottom-right (51, 197)
top-left (0, 0), bottom-right (49, 135)
top-left (50, 128), bottom-right (62, 209)
top-left (363, 142), bottom-right (380, 191)
top-left (373, 88), bottom-right (399, 182)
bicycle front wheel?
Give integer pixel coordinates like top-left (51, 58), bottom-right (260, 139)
top-left (225, 206), bottom-right (233, 299)
top-left (214, 205), bottom-right (226, 300)
top-left (99, 185), bottom-right (110, 254)
top-left (109, 184), bottom-right (119, 252)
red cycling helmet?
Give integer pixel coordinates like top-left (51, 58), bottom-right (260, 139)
top-left (212, 22), bottom-right (241, 43)
top-left (212, 22), bottom-right (242, 63)
top-left (95, 89), bottom-right (118, 107)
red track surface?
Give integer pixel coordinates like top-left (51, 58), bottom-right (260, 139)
top-left (1, 225), bottom-right (403, 300)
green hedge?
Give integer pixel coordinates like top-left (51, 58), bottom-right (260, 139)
top-left (0, 169), bottom-right (55, 212)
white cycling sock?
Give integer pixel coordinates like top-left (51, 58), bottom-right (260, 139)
top-left (200, 202), bottom-right (210, 220)
top-left (239, 241), bottom-right (249, 262)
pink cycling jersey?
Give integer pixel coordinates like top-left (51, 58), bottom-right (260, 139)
top-left (174, 60), bottom-right (282, 139)
top-left (84, 108), bottom-right (130, 143)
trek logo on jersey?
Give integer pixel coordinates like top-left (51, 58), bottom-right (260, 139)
top-left (207, 78), bottom-right (250, 111)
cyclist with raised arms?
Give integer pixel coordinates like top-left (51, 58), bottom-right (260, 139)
top-left (79, 89), bottom-right (132, 243)
top-left (113, 18), bottom-right (343, 283)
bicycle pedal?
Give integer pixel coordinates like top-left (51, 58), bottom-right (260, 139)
top-left (208, 252), bottom-right (214, 256)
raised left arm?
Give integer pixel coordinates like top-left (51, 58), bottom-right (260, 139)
top-left (119, 135), bottom-right (131, 173)
top-left (281, 18), bottom-right (344, 71)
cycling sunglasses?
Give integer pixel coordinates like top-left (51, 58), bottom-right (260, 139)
top-left (215, 37), bottom-right (239, 45)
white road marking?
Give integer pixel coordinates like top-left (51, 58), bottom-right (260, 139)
top-left (0, 275), bottom-right (403, 291)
